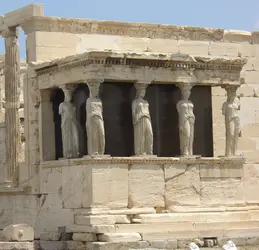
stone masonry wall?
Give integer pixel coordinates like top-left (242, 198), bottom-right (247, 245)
top-left (25, 25), bottom-right (259, 205)
top-left (0, 19), bottom-right (257, 237)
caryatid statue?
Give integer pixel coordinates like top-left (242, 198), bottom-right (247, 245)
top-left (86, 80), bottom-right (105, 156)
top-left (189, 242), bottom-right (200, 250)
top-left (59, 86), bottom-right (80, 159)
top-left (222, 240), bottom-right (237, 250)
top-left (177, 83), bottom-right (195, 156)
top-left (132, 83), bottom-right (153, 156)
top-left (222, 86), bottom-right (240, 156)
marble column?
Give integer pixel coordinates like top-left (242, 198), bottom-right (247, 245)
top-left (59, 85), bottom-right (80, 159)
top-left (3, 28), bottom-right (20, 186)
top-left (85, 79), bottom-right (105, 156)
top-left (176, 83), bottom-right (195, 156)
top-left (132, 82), bottom-right (153, 156)
top-left (222, 85), bottom-right (240, 156)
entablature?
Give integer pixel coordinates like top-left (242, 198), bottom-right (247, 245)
top-left (29, 51), bottom-right (247, 90)
top-left (41, 156), bottom-right (245, 169)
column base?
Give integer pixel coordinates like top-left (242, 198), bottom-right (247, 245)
top-left (0, 181), bottom-right (12, 188)
top-left (176, 155), bottom-right (201, 159)
top-left (131, 155), bottom-right (158, 158)
top-left (83, 154), bottom-right (111, 159)
top-left (218, 154), bottom-right (244, 159)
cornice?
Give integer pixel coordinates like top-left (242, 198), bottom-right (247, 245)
top-left (31, 51), bottom-right (247, 77)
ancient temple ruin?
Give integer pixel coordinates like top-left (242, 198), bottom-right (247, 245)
top-left (1, 3), bottom-right (259, 250)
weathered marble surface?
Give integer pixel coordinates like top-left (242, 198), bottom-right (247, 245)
top-left (86, 81), bottom-right (105, 156)
top-left (59, 86), bottom-right (79, 159)
top-left (222, 86), bottom-right (241, 156)
top-left (177, 83), bottom-right (195, 156)
top-left (132, 83), bottom-right (153, 156)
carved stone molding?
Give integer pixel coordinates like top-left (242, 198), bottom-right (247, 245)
top-left (34, 52), bottom-right (247, 77)
top-left (41, 156), bottom-right (246, 169)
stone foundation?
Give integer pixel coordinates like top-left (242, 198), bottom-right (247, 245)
top-left (2, 237), bottom-right (259, 250)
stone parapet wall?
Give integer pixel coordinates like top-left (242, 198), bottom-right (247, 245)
top-left (41, 158), bottom-right (245, 209)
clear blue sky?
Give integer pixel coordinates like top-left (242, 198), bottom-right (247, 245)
top-left (1, 0), bottom-right (259, 59)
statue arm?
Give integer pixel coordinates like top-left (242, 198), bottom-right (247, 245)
top-left (222, 102), bottom-right (226, 115)
top-left (176, 101), bottom-right (181, 113)
top-left (58, 103), bottom-right (63, 115)
top-left (132, 101), bottom-right (136, 123)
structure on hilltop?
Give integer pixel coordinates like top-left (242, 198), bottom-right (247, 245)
top-left (0, 3), bottom-right (258, 250)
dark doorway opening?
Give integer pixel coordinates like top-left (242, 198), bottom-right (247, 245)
top-left (101, 82), bottom-right (135, 157)
top-left (51, 88), bottom-right (64, 160)
top-left (72, 84), bottom-right (89, 156)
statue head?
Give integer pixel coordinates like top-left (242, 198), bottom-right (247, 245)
top-left (188, 242), bottom-right (199, 250)
top-left (135, 83), bottom-right (147, 99)
top-left (182, 89), bottom-right (191, 101)
top-left (88, 82), bottom-right (100, 98)
top-left (227, 86), bottom-right (237, 103)
top-left (63, 87), bottom-right (72, 102)
top-left (180, 83), bottom-right (192, 101)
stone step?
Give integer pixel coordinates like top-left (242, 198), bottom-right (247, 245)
top-left (85, 241), bottom-right (259, 250)
top-left (66, 220), bottom-right (259, 234)
top-left (75, 214), bottom-right (131, 225)
top-left (114, 220), bottom-right (259, 233)
top-left (141, 227), bottom-right (259, 241)
top-left (132, 210), bottom-right (259, 224)
top-left (74, 210), bottom-right (259, 226)
top-left (98, 233), bottom-right (142, 243)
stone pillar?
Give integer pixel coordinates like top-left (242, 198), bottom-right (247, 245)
top-left (132, 82), bottom-right (153, 156)
top-left (221, 85), bottom-right (241, 157)
top-left (85, 79), bottom-right (106, 156)
top-left (59, 84), bottom-right (80, 159)
top-left (3, 28), bottom-right (20, 187)
top-left (176, 82), bottom-right (195, 157)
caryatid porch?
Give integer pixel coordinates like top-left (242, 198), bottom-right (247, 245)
top-left (26, 50), bottom-right (249, 239)
top-left (31, 51), bottom-right (246, 160)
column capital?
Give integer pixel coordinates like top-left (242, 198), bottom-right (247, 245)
top-left (134, 81), bottom-right (149, 91)
top-left (85, 78), bottom-right (104, 87)
top-left (2, 27), bottom-right (18, 38)
top-left (60, 83), bottom-right (76, 92)
top-left (221, 84), bottom-right (239, 94)
top-left (176, 82), bottom-right (193, 92)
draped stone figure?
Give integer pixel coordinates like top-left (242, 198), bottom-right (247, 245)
top-left (177, 84), bottom-right (195, 156)
top-left (222, 240), bottom-right (237, 250)
top-left (132, 83), bottom-right (153, 156)
top-left (222, 86), bottom-right (240, 156)
top-left (86, 81), bottom-right (105, 155)
top-left (59, 87), bottom-right (80, 158)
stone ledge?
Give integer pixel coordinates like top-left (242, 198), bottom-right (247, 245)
top-left (0, 185), bottom-right (30, 194)
top-left (41, 156), bottom-right (245, 169)
top-left (0, 242), bottom-right (36, 250)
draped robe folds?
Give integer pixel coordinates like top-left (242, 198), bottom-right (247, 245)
top-left (177, 100), bottom-right (195, 156)
top-left (132, 99), bottom-right (153, 155)
top-left (59, 101), bottom-right (79, 158)
top-left (86, 98), bottom-right (105, 155)
top-left (222, 101), bottom-right (240, 156)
